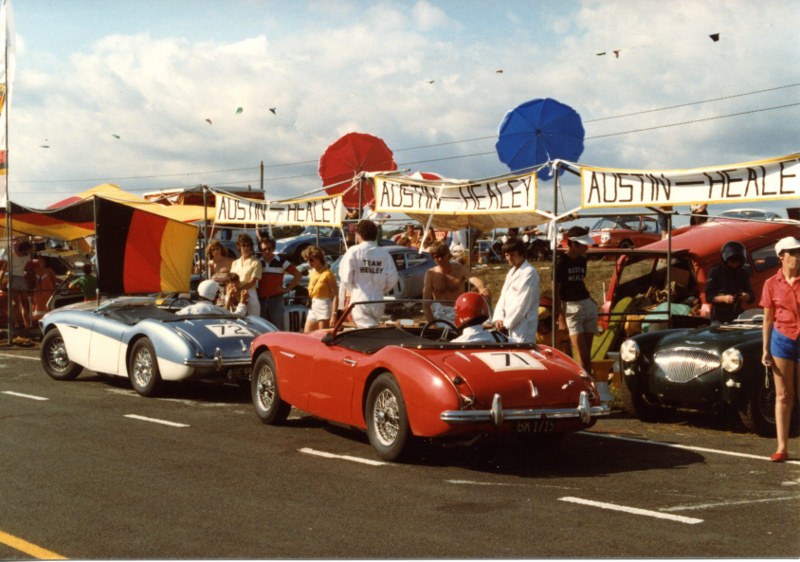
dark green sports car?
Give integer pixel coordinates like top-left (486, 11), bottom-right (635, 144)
top-left (618, 309), bottom-right (782, 436)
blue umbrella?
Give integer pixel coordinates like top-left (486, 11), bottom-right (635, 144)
top-left (495, 98), bottom-right (585, 180)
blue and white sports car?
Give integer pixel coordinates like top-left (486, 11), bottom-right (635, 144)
top-left (40, 296), bottom-right (276, 396)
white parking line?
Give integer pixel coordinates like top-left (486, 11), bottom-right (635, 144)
top-left (661, 495), bottom-right (800, 512)
top-left (559, 496), bottom-right (704, 525)
top-left (299, 447), bottom-right (387, 466)
top-left (2, 391), bottom-right (49, 401)
top-left (124, 414), bottom-right (189, 428)
top-left (0, 353), bottom-right (39, 361)
top-left (580, 430), bottom-right (800, 465)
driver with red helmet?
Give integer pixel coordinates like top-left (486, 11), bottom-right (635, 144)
top-left (451, 292), bottom-right (496, 343)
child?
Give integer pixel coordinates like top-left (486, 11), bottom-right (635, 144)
top-left (68, 262), bottom-right (98, 302)
top-left (301, 245), bottom-right (338, 332)
top-left (223, 272), bottom-right (249, 314)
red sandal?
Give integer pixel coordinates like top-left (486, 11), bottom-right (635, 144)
top-left (770, 452), bottom-right (789, 462)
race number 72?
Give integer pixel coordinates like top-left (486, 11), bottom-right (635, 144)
top-left (205, 323), bottom-right (254, 337)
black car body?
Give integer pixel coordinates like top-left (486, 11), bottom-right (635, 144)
top-left (618, 309), bottom-right (780, 435)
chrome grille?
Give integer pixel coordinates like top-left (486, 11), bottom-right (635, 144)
top-left (653, 347), bottom-right (720, 383)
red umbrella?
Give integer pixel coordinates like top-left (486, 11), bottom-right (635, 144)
top-left (318, 132), bottom-right (397, 208)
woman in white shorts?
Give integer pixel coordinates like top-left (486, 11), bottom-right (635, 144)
top-left (302, 246), bottom-right (338, 332)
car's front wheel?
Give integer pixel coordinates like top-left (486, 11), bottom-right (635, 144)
top-left (40, 329), bottom-right (83, 381)
top-left (620, 377), bottom-right (663, 422)
top-left (251, 351), bottom-right (291, 424)
top-left (128, 338), bottom-right (162, 397)
top-left (738, 378), bottom-right (776, 436)
top-left (365, 373), bottom-right (412, 461)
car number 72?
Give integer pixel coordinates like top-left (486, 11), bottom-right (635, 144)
top-left (205, 323), bottom-right (254, 337)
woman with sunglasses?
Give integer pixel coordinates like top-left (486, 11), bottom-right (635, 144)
top-left (205, 240), bottom-right (234, 285)
top-left (301, 245), bottom-right (337, 332)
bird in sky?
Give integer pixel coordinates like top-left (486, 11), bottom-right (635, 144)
top-left (205, 118), bottom-right (212, 125)
top-left (269, 107), bottom-right (277, 115)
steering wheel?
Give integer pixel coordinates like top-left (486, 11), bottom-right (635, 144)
top-left (420, 319), bottom-right (458, 341)
top-left (166, 297), bottom-right (191, 311)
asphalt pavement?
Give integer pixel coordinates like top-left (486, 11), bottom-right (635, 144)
top-left (1, 347), bottom-right (798, 559)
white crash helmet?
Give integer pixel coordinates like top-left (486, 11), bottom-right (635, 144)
top-left (197, 279), bottom-right (220, 301)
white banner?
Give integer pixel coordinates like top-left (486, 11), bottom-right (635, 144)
top-left (214, 193), bottom-right (344, 226)
top-left (580, 153), bottom-right (800, 208)
top-left (373, 171), bottom-right (537, 215)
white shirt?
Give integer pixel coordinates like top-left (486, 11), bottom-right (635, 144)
top-left (492, 259), bottom-right (540, 343)
top-left (176, 300), bottom-right (246, 317)
top-left (452, 325), bottom-right (496, 343)
top-left (338, 240), bottom-right (399, 327)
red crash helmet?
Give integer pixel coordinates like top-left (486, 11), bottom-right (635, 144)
top-left (454, 292), bottom-right (490, 328)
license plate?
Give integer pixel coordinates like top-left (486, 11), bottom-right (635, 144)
top-left (225, 366), bottom-right (250, 380)
top-left (515, 420), bottom-right (555, 433)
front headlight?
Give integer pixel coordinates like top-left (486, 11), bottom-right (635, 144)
top-left (721, 348), bottom-right (743, 372)
top-left (620, 339), bottom-right (640, 362)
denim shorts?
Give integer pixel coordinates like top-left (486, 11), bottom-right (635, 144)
top-left (770, 328), bottom-right (800, 362)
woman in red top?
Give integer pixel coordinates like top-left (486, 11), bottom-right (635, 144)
top-left (760, 236), bottom-right (800, 462)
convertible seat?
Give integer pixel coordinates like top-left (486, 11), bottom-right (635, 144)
top-left (334, 328), bottom-right (427, 354)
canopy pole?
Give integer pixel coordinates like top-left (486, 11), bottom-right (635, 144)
top-left (202, 185), bottom-right (209, 280)
top-left (5, 210), bottom-right (11, 345)
top-left (5, 31), bottom-right (12, 344)
top-left (667, 211), bottom-right (673, 328)
top-left (551, 163), bottom-right (558, 348)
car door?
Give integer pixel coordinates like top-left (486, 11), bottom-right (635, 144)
top-left (304, 340), bottom-right (362, 425)
top-left (86, 313), bottom-right (127, 375)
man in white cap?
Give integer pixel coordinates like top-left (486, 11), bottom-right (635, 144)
top-left (554, 225), bottom-right (597, 375)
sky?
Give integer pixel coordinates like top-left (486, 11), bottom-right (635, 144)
top-left (5, 0), bottom-right (800, 226)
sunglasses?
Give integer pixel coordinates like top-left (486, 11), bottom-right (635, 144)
top-left (785, 249), bottom-right (800, 256)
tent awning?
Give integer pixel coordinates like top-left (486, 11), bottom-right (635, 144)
top-left (1, 183), bottom-right (206, 240)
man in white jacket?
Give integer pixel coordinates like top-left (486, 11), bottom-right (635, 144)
top-left (492, 238), bottom-right (539, 343)
top-left (336, 220), bottom-right (399, 328)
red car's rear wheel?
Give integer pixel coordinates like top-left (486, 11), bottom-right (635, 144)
top-left (366, 373), bottom-right (412, 461)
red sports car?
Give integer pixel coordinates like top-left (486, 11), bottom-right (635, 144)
top-left (249, 300), bottom-right (610, 461)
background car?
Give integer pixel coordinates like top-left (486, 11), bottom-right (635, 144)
top-left (587, 215), bottom-right (662, 249)
top-left (714, 208), bottom-right (783, 221)
top-left (250, 299), bottom-right (610, 461)
top-left (618, 309), bottom-right (798, 436)
top-left (40, 296), bottom-right (276, 396)
top-left (599, 219), bottom-right (800, 327)
top-left (331, 245), bottom-right (436, 300)
top-left (275, 226), bottom-right (348, 264)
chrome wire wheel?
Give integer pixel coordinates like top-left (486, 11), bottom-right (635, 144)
top-left (128, 338), bottom-right (162, 397)
top-left (40, 329), bottom-right (82, 380)
top-left (47, 337), bottom-right (70, 372)
top-left (372, 388), bottom-right (400, 447)
top-left (251, 351), bottom-right (291, 424)
top-left (132, 348), bottom-right (154, 389)
top-left (365, 373), bottom-right (411, 461)
top-left (255, 363), bottom-right (276, 412)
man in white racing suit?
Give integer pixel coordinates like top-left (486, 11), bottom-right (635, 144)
top-left (336, 220), bottom-right (399, 328)
top-left (177, 280), bottom-right (247, 317)
top-left (492, 238), bottom-right (539, 343)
